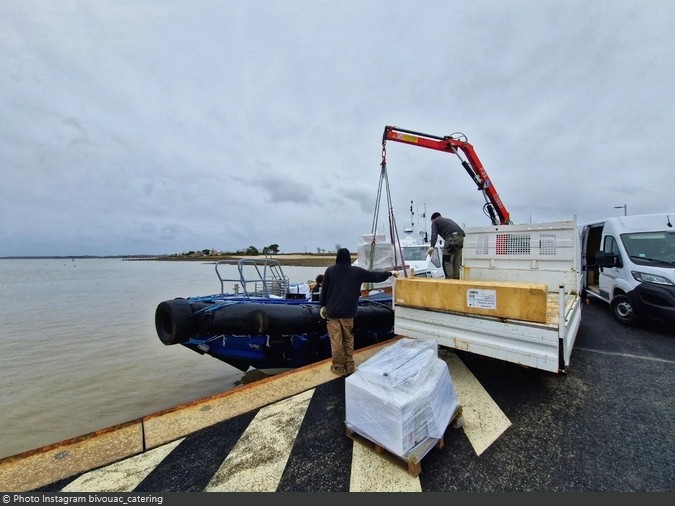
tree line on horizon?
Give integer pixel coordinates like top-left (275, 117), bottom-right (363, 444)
top-left (172, 242), bottom-right (342, 258)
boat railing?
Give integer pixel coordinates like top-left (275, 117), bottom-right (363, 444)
top-left (215, 258), bottom-right (290, 298)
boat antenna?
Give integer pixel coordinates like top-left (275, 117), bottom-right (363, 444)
top-left (421, 202), bottom-right (429, 243)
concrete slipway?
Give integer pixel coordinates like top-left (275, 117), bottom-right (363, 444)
top-left (1, 302), bottom-right (674, 493)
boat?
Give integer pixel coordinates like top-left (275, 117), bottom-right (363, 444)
top-left (154, 257), bottom-right (395, 374)
top-left (396, 226), bottom-right (444, 278)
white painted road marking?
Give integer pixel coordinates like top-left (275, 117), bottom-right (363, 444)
top-left (350, 438), bottom-right (422, 492)
top-left (205, 388), bottom-right (313, 492)
top-left (61, 438), bottom-right (184, 492)
top-left (442, 351), bottom-right (511, 456)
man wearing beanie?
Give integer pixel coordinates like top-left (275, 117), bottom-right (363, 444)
top-left (319, 248), bottom-right (397, 376)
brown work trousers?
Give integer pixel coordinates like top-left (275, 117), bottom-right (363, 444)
top-left (326, 317), bottom-right (355, 375)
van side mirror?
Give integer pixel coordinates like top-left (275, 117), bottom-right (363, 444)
top-left (594, 251), bottom-right (606, 267)
top-left (595, 250), bottom-right (621, 268)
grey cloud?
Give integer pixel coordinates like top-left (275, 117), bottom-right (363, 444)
top-left (1, 1), bottom-right (674, 256)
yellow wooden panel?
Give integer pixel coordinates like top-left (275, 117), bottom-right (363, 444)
top-left (394, 277), bottom-right (548, 323)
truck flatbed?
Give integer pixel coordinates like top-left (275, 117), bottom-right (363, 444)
top-left (394, 219), bottom-right (582, 374)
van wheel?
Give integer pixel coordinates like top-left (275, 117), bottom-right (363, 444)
top-left (611, 294), bottom-right (637, 325)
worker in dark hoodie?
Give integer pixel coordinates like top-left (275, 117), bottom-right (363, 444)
top-left (319, 248), bottom-right (398, 376)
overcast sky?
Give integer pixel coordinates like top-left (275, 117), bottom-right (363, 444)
top-left (1, 0), bottom-right (674, 257)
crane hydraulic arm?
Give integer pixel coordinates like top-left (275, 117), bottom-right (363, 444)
top-left (382, 125), bottom-right (512, 226)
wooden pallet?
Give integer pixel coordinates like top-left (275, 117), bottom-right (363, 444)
top-left (346, 406), bottom-right (463, 477)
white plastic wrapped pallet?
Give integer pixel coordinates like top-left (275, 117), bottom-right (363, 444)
top-left (355, 233), bottom-right (395, 271)
top-left (345, 338), bottom-right (459, 460)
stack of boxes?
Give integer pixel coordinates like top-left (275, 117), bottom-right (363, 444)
top-left (345, 338), bottom-right (459, 461)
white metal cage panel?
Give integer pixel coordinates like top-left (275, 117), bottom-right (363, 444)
top-left (462, 219), bottom-right (580, 293)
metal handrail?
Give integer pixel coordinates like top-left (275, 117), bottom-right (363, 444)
top-left (215, 258), bottom-right (290, 298)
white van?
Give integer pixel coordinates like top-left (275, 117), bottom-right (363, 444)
top-left (579, 213), bottom-right (675, 325)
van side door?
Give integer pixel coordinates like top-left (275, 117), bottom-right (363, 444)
top-left (599, 234), bottom-right (623, 298)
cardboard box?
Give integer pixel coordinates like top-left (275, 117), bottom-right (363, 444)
top-left (345, 339), bottom-right (459, 460)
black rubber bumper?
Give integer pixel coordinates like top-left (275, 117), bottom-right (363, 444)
top-left (628, 283), bottom-right (675, 323)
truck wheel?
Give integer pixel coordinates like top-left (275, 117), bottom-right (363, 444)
top-left (610, 294), bottom-right (637, 326)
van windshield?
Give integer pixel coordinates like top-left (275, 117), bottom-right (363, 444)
top-left (621, 231), bottom-right (675, 265)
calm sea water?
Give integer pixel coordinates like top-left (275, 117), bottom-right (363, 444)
top-left (0, 258), bottom-right (321, 460)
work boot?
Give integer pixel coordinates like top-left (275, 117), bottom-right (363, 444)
top-left (330, 365), bottom-right (346, 376)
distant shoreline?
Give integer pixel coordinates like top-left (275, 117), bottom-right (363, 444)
top-left (1, 254), bottom-right (344, 268)
top-left (151, 254), bottom-right (346, 267)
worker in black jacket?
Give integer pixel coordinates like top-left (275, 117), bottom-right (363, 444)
top-left (319, 248), bottom-right (397, 376)
top-left (428, 211), bottom-right (465, 279)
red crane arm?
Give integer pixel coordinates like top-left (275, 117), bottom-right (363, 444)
top-left (383, 125), bottom-right (512, 225)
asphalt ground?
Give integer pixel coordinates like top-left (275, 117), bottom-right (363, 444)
top-left (30, 299), bottom-right (675, 494)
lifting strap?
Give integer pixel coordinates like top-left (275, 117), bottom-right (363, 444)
top-left (368, 140), bottom-right (408, 278)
